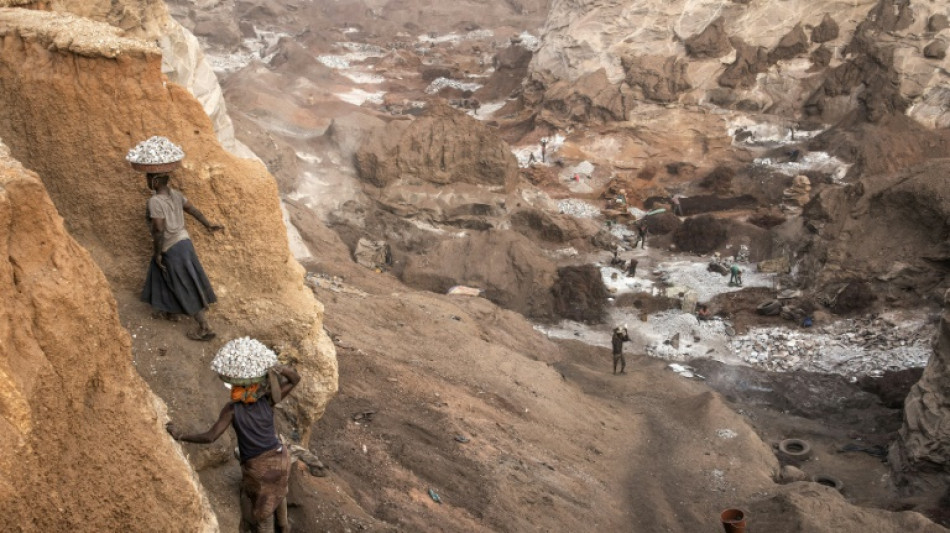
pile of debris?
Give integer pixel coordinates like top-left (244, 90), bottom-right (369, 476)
top-left (558, 199), bottom-right (602, 219)
top-left (729, 315), bottom-right (934, 376)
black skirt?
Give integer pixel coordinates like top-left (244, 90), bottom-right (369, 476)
top-left (141, 239), bottom-right (217, 315)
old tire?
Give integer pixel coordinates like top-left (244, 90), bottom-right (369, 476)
top-left (812, 474), bottom-right (844, 492)
top-left (778, 438), bottom-right (812, 462)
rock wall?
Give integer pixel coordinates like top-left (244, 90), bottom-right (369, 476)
top-left (0, 8), bottom-right (336, 440)
top-left (531, 0), bottom-right (950, 127)
top-left (32, 0), bottom-right (252, 156)
top-left (892, 297), bottom-right (950, 476)
top-left (0, 141), bottom-right (218, 531)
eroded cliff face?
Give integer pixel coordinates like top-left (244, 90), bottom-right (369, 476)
top-left (0, 8), bottom-right (336, 441)
top-left (0, 141), bottom-right (218, 531)
top-left (531, 0), bottom-right (950, 127)
top-left (25, 0), bottom-right (252, 156)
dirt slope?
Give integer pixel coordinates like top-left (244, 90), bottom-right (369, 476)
top-left (287, 224), bottom-right (947, 532)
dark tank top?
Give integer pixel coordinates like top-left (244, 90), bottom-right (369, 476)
top-left (232, 398), bottom-right (281, 463)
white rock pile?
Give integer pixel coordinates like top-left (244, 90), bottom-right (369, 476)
top-left (126, 136), bottom-right (184, 165)
top-left (557, 199), bottom-right (601, 219)
top-left (211, 337), bottom-right (279, 380)
top-left (729, 316), bottom-right (934, 377)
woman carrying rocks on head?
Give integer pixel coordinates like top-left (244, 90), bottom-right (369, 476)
top-left (130, 136), bottom-right (222, 341)
top-left (140, 170), bottom-right (223, 340)
top-left (167, 338), bottom-right (301, 533)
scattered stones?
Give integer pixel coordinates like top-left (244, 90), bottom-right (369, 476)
top-left (729, 315), bottom-right (934, 376)
top-left (557, 199), bottom-right (602, 219)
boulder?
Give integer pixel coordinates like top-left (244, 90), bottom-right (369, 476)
top-left (401, 230), bottom-right (558, 320)
top-left (684, 17), bottom-right (731, 59)
top-left (768, 24), bottom-right (810, 63)
top-left (719, 38), bottom-right (770, 89)
top-left (355, 102), bottom-right (519, 189)
top-left (552, 264), bottom-right (609, 323)
top-left (810, 14), bottom-right (840, 44)
top-left (536, 69), bottom-right (627, 126)
top-left (928, 14), bottom-right (949, 33)
top-left (621, 54), bottom-right (692, 103)
top-left (475, 44), bottom-right (533, 101)
top-left (924, 40), bottom-right (947, 60)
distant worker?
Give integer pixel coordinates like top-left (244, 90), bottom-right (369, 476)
top-left (612, 325), bottom-right (631, 374)
top-left (168, 364), bottom-right (301, 533)
top-left (141, 172), bottom-right (223, 341)
top-left (527, 152), bottom-right (537, 165)
top-left (697, 304), bottom-right (712, 321)
top-left (610, 246), bottom-right (625, 267)
top-left (729, 264), bottom-right (743, 286)
top-left (627, 258), bottom-right (639, 277)
top-left (634, 221), bottom-right (648, 249)
top-left (671, 194), bottom-right (684, 216)
top-left (540, 138), bottom-right (548, 163)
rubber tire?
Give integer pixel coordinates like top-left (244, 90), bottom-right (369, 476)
top-left (812, 474), bottom-right (844, 492)
top-left (778, 438), bottom-right (812, 461)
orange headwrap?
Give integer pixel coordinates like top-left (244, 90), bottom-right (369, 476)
top-left (231, 383), bottom-right (262, 404)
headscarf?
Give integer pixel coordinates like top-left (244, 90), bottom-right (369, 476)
top-left (231, 383), bottom-right (264, 404)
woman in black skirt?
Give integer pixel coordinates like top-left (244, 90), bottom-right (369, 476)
top-left (141, 172), bottom-right (223, 341)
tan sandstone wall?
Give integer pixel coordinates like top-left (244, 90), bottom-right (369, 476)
top-left (0, 140), bottom-right (218, 531)
top-left (0, 8), bottom-right (336, 440)
top-left (24, 0), bottom-right (251, 156)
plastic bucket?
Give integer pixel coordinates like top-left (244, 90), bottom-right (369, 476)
top-left (720, 508), bottom-right (747, 533)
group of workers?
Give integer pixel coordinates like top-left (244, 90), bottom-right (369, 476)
top-left (139, 169), bottom-right (296, 532)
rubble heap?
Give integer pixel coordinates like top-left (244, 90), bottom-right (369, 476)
top-left (730, 316), bottom-right (934, 376)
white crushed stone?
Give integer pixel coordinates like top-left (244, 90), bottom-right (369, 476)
top-left (717, 429), bottom-right (738, 439)
top-left (516, 32), bottom-right (540, 51)
top-left (425, 77), bottom-right (483, 95)
top-left (730, 316), bottom-right (934, 376)
top-left (417, 29), bottom-right (494, 45)
top-left (655, 259), bottom-right (774, 303)
top-left (336, 88), bottom-right (385, 106)
top-left (557, 199), bottom-right (601, 219)
top-left (126, 136), bottom-right (184, 164)
top-left (211, 337), bottom-right (279, 379)
top-left (753, 151), bottom-right (850, 182)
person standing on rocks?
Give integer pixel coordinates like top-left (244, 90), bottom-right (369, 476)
top-left (634, 221), bottom-right (648, 249)
top-left (612, 325), bottom-right (631, 374)
top-left (671, 194), bottom-right (684, 217)
top-left (141, 172), bottom-right (223, 341)
top-left (168, 361), bottom-right (301, 533)
top-left (729, 264), bottom-right (743, 287)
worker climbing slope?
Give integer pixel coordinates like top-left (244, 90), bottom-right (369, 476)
top-left (168, 337), bottom-right (301, 533)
